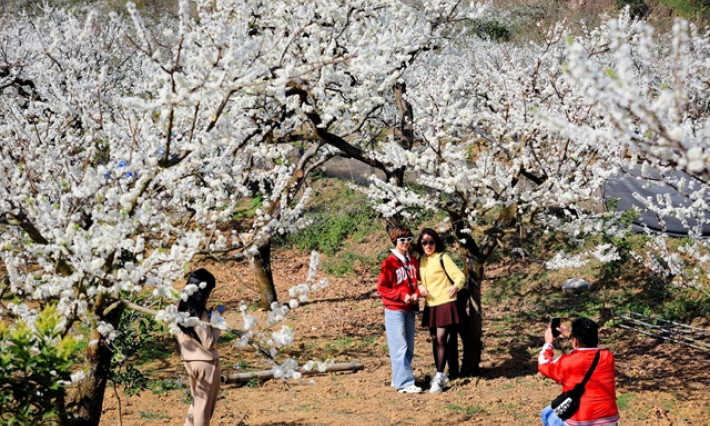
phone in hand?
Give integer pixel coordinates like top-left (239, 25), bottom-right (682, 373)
top-left (550, 317), bottom-right (561, 338)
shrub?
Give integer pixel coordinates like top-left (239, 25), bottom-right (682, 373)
top-left (110, 310), bottom-right (171, 396)
top-left (468, 18), bottom-right (512, 41)
top-left (0, 305), bottom-right (80, 425)
top-left (617, 0), bottom-right (651, 19)
top-left (276, 185), bottom-right (381, 256)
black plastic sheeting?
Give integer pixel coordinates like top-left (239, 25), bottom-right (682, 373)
top-left (603, 167), bottom-right (710, 237)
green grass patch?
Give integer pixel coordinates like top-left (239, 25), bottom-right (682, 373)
top-left (138, 410), bottom-right (170, 420)
top-left (657, 0), bottom-right (710, 20)
top-left (617, 393), bottom-right (636, 410)
top-left (445, 403), bottom-right (487, 416)
top-left (150, 378), bottom-right (185, 395)
top-left (231, 195), bottom-right (263, 220)
top-left (276, 179), bottom-right (388, 277)
top-left (323, 334), bottom-right (377, 353)
top-left (218, 330), bottom-right (240, 344)
top-left (322, 251), bottom-right (375, 277)
top-left (662, 401), bottom-right (676, 411)
top-left (467, 18), bottom-right (512, 41)
top-left (277, 183), bottom-right (382, 256)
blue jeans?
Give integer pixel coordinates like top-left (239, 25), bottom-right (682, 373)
top-left (541, 406), bottom-right (567, 426)
top-left (384, 308), bottom-right (416, 389)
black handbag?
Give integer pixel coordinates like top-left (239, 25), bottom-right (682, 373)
top-left (551, 350), bottom-right (601, 420)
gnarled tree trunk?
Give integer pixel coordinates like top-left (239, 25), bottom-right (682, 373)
top-left (392, 81), bottom-right (414, 188)
top-left (450, 204), bottom-right (517, 376)
top-left (251, 241), bottom-right (277, 309)
top-left (458, 255), bottom-right (484, 376)
top-left (69, 296), bottom-right (124, 425)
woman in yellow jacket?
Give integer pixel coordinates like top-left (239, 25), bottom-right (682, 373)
top-left (417, 228), bottom-right (466, 394)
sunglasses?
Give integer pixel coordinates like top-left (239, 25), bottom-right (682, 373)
top-left (396, 237), bottom-right (414, 243)
top-left (420, 240), bottom-right (435, 247)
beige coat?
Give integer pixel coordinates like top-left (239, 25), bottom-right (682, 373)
top-left (178, 312), bottom-right (221, 361)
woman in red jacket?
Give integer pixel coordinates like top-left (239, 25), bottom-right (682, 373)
top-left (377, 226), bottom-right (421, 394)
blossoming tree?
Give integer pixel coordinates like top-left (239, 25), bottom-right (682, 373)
top-left (313, 10), bottom-right (710, 373)
top-left (315, 20), bottom-right (628, 374)
top-left (0, 0), bottom-right (482, 423)
top-left (561, 15), bottom-right (710, 291)
top-left (4, 0), bottom-right (707, 422)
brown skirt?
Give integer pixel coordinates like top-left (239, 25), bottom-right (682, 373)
top-left (421, 301), bottom-right (460, 328)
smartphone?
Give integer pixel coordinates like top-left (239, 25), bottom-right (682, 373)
top-left (550, 317), bottom-right (561, 338)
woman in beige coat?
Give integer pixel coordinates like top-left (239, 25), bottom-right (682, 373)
top-left (177, 268), bottom-right (221, 426)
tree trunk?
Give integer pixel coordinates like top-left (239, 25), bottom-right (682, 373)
top-left (459, 256), bottom-right (484, 376)
top-left (251, 241), bottom-right (277, 310)
top-left (69, 300), bottom-right (124, 425)
top-left (449, 204), bottom-right (517, 376)
top-left (392, 81), bottom-right (414, 188)
top-left (448, 212), bottom-right (487, 376)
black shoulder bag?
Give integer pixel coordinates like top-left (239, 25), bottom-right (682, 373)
top-left (439, 254), bottom-right (455, 285)
top-left (551, 350), bottom-right (601, 420)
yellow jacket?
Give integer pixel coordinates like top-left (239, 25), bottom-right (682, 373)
top-left (419, 253), bottom-right (466, 307)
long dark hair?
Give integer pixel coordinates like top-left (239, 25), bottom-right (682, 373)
top-left (417, 228), bottom-right (445, 254)
top-left (178, 268), bottom-right (216, 343)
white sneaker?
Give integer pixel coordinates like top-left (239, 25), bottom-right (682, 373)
top-left (429, 377), bottom-right (445, 394)
top-left (398, 384), bottom-right (422, 394)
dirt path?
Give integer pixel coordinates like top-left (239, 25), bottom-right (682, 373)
top-left (99, 252), bottom-right (709, 425)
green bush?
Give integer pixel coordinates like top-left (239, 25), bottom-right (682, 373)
top-left (617, 0), bottom-right (651, 19)
top-left (658, 0), bottom-right (710, 20)
top-left (277, 186), bottom-right (381, 256)
top-left (0, 305), bottom-right (81, 425)
top-left (468, 18), bottom-right (512, 41)
top-left (110, 309), bottom-right (172, 396)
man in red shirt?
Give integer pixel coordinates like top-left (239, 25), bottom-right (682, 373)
top-left (538, 317), bottom-right (620, 426)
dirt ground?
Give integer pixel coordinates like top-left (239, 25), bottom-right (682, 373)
top-left (99, 250), bottom-right (710, 425)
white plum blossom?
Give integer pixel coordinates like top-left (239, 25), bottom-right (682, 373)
top-left (234, 335), bottom-right (251, 349)
top-left (272, 358), bottom-right (300, 379)
top-left (302, 359), bottom-right (334, 373)
top-left (267, 303), bottom-right (289, 326)
top-left (590, 244), bottom-right (621, 263)
top-left (96, 322), bottom-right (118, 341)
top-left (209, 310), bottom-right (228, 330)
top-left (70, 370), bottom-right (87, 384)
top-left (545, 251), bottom-right (590, 270)
top-left (287, 251), bottom-right (329, 305)
top-left (271, 325), bottom-right (295, 348)
top-left (239, 303), bottom-right (259, 332)
top-left (181, 284), bottom-right (200, 301)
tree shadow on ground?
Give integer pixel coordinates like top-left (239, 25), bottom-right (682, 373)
top-left (304, 287), bottom-right (379, 305)
top-left (613, 337), bottom-right (710, 399)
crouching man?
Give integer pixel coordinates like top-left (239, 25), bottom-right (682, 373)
top-left (538, 317), bottom-right (620, 426)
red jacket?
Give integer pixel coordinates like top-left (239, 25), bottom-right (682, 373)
top-left (377, 250), bottom-right (420, 311)
top-left (539, 343), bottom-right (620, 425)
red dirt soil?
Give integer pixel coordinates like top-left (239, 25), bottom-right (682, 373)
top-left (99, 251), bottom-right (709, 425)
